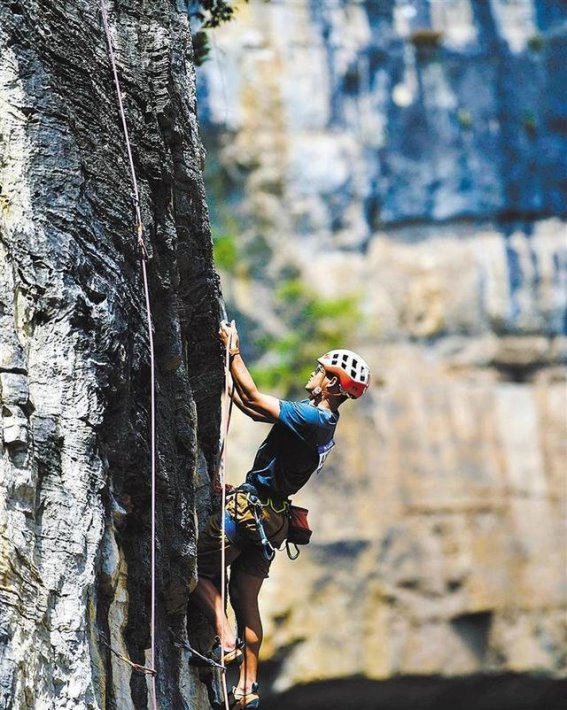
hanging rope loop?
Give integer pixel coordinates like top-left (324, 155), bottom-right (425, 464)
top-left (99, 633), bottom-right (157, 676)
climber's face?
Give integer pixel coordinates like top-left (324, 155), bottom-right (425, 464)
top-left (305, 363), bottom-right (327, 394)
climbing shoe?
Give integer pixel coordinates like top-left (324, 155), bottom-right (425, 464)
top-left (210, 636), bottom-right (244, 667)
top-left (228, 683), bottom-right (260, 709)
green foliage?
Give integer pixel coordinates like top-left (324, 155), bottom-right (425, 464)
top-left (213, 232), bottom-right (238, 272)
top-left (193, 31), bottom-right (211, 67)
top-left (191, 0), bottom-right (237, 28)
top-left (251, 278), bottom-right (361, 397)
top-left (190, 0), bottom-right (245, 66)
top-left (276, 278), bottom-right (304, 304)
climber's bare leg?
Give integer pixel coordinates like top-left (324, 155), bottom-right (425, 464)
top-left (230, 569), bottom-right (264, 694)
top-left (191, 544), bottom-right (242, 651)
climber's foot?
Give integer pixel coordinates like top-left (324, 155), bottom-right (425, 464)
top-left (228, 683), bottom-right (260, 709)
top-left (210, 636), bottom-right (244, 667)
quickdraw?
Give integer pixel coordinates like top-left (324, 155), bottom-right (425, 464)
top-left (249, 497), bottom-right (276, 562)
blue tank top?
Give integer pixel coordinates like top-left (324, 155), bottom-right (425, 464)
top-left (245, 399), bottom-right (338, 499)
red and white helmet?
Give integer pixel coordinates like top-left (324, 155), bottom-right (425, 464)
top-left (318, 349), bottom-right (371, 399)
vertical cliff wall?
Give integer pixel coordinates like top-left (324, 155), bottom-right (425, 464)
top-left (200, 0), bottom-right (567, 246)
top-left (0, 1), bottom-right (222, 708)
top-left (196, 0), bottom-right (567, 704)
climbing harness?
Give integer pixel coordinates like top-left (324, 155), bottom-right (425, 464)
top-left (223, 483), bottom-right (313, 562)
top-left (100, 2), bottom-right (157, 707)
top-left (223, 487), bottom-right (278, 563)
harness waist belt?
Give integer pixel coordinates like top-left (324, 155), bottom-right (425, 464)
top-left (238, 482), bottom-right (287, 509)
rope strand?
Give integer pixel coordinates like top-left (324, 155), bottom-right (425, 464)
top-left (99, 634), bottom-right (157, 676)
top-left (100, 1), bottom-right (143, 228)
top-left (219, 321), bottom-right (235, 710)
top-left (142, 256), bottom-right (158, 710)
top-left (169, 631), bottom-right (226, 672)
top-left (100, 3), bottom-right (157, 708)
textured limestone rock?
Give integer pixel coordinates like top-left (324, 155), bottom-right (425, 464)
top-left (1, 1), bottom-right (222, 708)
top-left (195, 0), bottom-right (567, 703)
top-left (199, 0), bottom-right (567, 249)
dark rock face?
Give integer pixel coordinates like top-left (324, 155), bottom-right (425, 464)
top-left (0, 1), bottom-right (222, 707)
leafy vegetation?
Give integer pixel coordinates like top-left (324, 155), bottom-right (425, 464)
top-left (213, 232), bottom-right (239, 272)
top-left (191, 0), bottom-right (236, 28)
top-left (190, 0), bottom-right (244, 66)
top-left (251, 277), bottom-right (361, 397)
top-left (199, 57), bottom-right (362, 398)
top-left (192, 30), bottom-right (211, 66)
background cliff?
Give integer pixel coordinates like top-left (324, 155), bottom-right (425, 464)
top-left (0, 1), bottom-right (223, 708)
top-left (196, 1), bottom-right (567, 707)
top-left (1, 1), bottom-right (565, 709)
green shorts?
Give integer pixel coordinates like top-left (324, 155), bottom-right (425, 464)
top-left (197, 490), bottom-right (289, 580)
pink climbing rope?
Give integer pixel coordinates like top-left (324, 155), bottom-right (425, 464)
top-left (100, 1), bottom-right (147, 257)
top-left (102, 4), bottom-right (237, 708)
top-left (219, 321), bottom-right (235, 710)
top-left (141, 255), bottom-right (158, 710)
top-left (100, 3), bottom-right (157, 709)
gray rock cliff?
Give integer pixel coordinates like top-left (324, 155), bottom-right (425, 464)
top-left (1, 1), bottom-right (222, 708)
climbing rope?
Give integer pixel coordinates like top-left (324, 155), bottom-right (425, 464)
top-left (101, 5), bottom-right (237, 708)
top-left (100, 3), bottom-right (157, 708)
top-left (219, 321), bottom-right (236, 710)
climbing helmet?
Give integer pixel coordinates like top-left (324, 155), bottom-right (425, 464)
top-left (317, 349), bottom-right (371, 399)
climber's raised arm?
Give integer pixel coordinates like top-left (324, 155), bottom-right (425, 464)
top-left (219, 321), bottom-right (280, 423)
top-left (228, 375), bottom-right (275, 423)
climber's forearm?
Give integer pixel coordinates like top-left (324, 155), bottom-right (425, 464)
top-left (230, 383), bottom-right (274, 423)
top-left (230, 353), bottom-right (280, 422)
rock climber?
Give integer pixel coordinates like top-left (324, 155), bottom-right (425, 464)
top-left (190, 321), bottom-right (371, 709)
